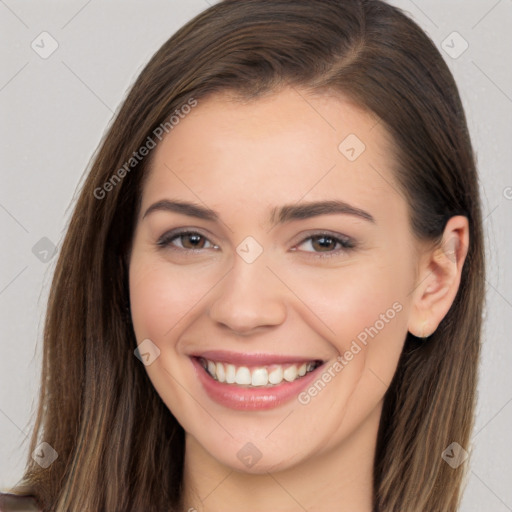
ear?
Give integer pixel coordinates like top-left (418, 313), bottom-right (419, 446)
top-left (408, 215), bottom-right (469, 338)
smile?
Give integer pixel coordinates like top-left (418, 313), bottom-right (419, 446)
top-left (190, 351), bottom-right (327, 410)
top-left (198, 357), bottom-right (323, 387)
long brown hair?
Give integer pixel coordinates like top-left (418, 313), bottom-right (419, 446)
top-left (9, 1), bottom-right (484, 510)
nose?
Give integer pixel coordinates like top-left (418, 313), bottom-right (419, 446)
top-left (208, 254), bottom-right (287, 334)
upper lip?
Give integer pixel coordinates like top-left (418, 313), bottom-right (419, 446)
top-left (191, 350), bottom-right (324, 366)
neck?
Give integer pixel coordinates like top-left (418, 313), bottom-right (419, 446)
top-left (181, 402), bottom-right (382, 512)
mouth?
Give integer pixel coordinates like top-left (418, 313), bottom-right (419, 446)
top-left (197, 356), bottom-right (323, 387)
top-left (189, 351), bottom-right (327, 410)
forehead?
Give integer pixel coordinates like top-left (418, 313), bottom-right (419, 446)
top-left (140, 87), bottom-right (403, 225)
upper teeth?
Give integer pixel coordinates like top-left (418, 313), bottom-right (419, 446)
top-left (200, 358), bottom-right (320, 387)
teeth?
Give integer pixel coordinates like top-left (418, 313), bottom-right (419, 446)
top-left (268, 366), bottom-right (283, 384)
top-left (200, 358), bottom-right (320, 387)
top-left (226, 364), bottom-right (236, 383)
top-left (235, 367), bottom-right (252, 385)
top-left (216, 362), bottom-right (225, 383)
top-left (251, 368), bottom-right (268, 387)
top-left (283, 365), bottom-right (298, 382)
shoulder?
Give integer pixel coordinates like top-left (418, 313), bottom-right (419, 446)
top-left (0, 493), bottom-right (41, 512)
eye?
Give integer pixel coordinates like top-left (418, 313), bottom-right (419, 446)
top-left (157, 230), bottom-right (218, 251)
top-left (292, 232), bottom-right (355, 258)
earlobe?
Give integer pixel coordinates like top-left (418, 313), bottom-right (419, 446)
top-left (407, 216), bottom-right (469, 339)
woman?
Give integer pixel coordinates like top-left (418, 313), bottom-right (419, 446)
top-left (2, 0), bottom-right (484, 510)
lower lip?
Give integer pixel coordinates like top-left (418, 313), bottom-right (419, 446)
top-left (190, 357), bottom-right (324, 411)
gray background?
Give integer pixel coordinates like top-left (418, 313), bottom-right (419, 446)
top-left (1, 1), bottom-right (511, 510)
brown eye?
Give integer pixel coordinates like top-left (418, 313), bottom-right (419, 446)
top-left (157, 231), bottom-right (217, 251)
top-left (293, 232), bottom-right (356, 258)
top-left (180, 233), bottom-right (207, 249)
top-left (310, 235), bottom-right (338, 252)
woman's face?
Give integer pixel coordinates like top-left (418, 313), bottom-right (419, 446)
top-left (129, 87), bottom-right (420, 473)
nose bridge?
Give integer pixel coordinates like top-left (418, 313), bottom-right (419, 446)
top-left (208, 245), bottom-right (287, 333)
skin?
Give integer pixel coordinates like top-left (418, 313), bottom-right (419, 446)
top-left (128, 86), bottom-right (469, 512)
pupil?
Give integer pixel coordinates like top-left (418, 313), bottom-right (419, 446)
top-left (184, 234), bottom-right (204, 248)
top-left (313, 236), bottom-right (335, 251)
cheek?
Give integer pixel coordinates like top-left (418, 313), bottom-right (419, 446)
top-left (128, 253), bottom-right (216, 342)
top-left (286, 257), bottom-right (411, 402)
top-left (264, 262), bottom-right (410, 454)
top-left (285, 255), bottom-right (412, 350)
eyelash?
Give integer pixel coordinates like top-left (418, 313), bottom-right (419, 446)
top-left (156, 229), bottom-right (356, 259)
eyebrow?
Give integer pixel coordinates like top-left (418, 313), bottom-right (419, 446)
top-left (270, 200), bottom-right (375, 225)
top-left (143, 199), bottom-right (218, 222)
top-left (142, 199), bottom-right (375, 225)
